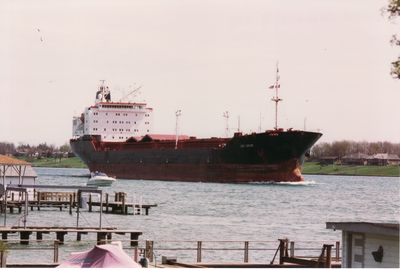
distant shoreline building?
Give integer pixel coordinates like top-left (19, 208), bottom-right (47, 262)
top-left (317, 153), bottom-right (400, 166)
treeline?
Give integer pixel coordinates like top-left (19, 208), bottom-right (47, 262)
top-left (311, 141), bottom-right (400, 158)
top-left (0, 142), bottom-right (71, 157)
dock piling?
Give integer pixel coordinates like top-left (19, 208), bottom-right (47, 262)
top-left (56, 232), bottom-right (67, 244)
top-left (197, 241), bottom-right (202, 263)
top-left (244, 241), bottom-right (249, 263)
top-left (36, 232), bottom-right (43, 241)
top-left (290, 241), bottom-right (295, 257)
top-left (105, 193), bottom-right (109, 213)
top-left (88, 194), bottom-right (92, 212)
top-left (53, 240), bottom-right (59, 263)
top-left (69, 194), bottom-right (73, 215)
top-left (131, 233), bottom-right (140, 247)
top-left (335, 241), bottom-right (340, 261)
top-left (20, 231), bottom-right (31, 245)
top-left (145, 240), bottom-right (154, 262)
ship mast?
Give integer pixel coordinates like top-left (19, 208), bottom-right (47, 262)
top-left (270, 63), bottom-right (282, 130)
top-left (175, 109), bottom-right (182, 150)
top-left (223, 111), bottom-right (229, 138)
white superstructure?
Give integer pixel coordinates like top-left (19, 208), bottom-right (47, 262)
top-left (72, 82), bottom-right (153, 142)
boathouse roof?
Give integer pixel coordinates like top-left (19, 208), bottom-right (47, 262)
top-left (326, 222), bottom-right (399, 237)
top-left (0, 155), bottom-right (31, 166)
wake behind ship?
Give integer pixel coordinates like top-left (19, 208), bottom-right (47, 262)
top-left (70, 74), bottom-right (322, 183)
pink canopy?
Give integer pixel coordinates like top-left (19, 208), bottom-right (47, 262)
top-left (57, 244), bottom-right (141, 268)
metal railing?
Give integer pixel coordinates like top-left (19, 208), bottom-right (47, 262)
top-left (0, 238), bottom-right (341, 266)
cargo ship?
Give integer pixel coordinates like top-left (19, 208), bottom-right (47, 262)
top-left (70, 72), bottom-right (322, 183)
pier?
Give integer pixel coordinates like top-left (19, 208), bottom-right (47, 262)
top-left (0, 226), bottom-right (142, 246)
top-left (1, 190), bottom-right (157, 215)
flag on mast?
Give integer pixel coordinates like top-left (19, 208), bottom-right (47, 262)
top-left (268, 84), bottom-right (280, 89)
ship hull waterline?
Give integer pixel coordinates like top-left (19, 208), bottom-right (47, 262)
top-left (84, 160), bottom-right (303, 183)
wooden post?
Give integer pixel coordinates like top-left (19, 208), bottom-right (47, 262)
top-left (53, 240), bottom-right (59, 263)
top-left (89, 194), bottom-right (92, 212)
top-left (56, 232), bottom-right (67, 244)
top-left (197, 241), bottom-right (202, 263)
top-left (335, 241), bottom-right (340, 261)
top-left (278, 239), bottom-right (286, 265)
top-left (105, 193), bottom-right (109, 213)
top-left (97, 232), bottom-right (107, 245)
top-left (133, 247), bottom-right (139, 262)
top-left (122, 195), bottom-right (126, 215)
top-left (0, 251), bottom-right (6, 267)
top-left (37, 192), bottom-right (41, 210)
top-left (69, 194), bottom-right (73, 215)
top-left (130, 233), bottom-right (139, 247)
top-left (145, 240), bottom-right (154, 262)
top-left (244, 241), bottom-right (249, 263)
top-left (36, 232), bottom-right (43, 241)
top-left (290, 241), bottom-right (295, 257)
top-left (20, 231), bottom-right (31, 245)
top-left (324, 244), bottom-right (333, 268)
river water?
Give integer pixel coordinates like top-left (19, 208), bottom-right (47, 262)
top-left (2, 167), bottom-right (399, 264)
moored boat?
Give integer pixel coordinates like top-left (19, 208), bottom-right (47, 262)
top-left (87, 171), bottom-right (116, 186)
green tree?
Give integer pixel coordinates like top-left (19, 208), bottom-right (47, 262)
top-left (59, 143), bottom-right (71, 153)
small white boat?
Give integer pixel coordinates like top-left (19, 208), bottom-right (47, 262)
top-left (87, 171), bottom-right (116, 186)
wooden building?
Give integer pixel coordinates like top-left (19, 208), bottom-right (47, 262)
top-left (341, 153), bottom-right (370, 165)
top-left (327, 222), bottom-right (399, 268)
top-left (368, 153), bottom-right (400, 166)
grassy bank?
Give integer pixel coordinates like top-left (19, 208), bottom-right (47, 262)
top-left (302, 162), bottom-right (400, 177)
top-left (23, 158), bottom-right (400, 177)
top-left (25, 157), bottom-right (87, 169)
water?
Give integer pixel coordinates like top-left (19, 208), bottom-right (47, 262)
top-left (3, 167), bottom-right (399, 264)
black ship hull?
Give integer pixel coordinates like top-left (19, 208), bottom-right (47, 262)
top-left (70, 130), bottom-right (322, 183)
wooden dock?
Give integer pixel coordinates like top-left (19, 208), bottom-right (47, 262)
top-left (0, 226), bottom-right (142, 246)
top-left (88, 200), bottom-right (157, 215)
top-left (2, 191), bottom-right (157, 215)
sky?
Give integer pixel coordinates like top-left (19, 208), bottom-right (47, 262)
top-left (1, 0), bottom-right (399, 146)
